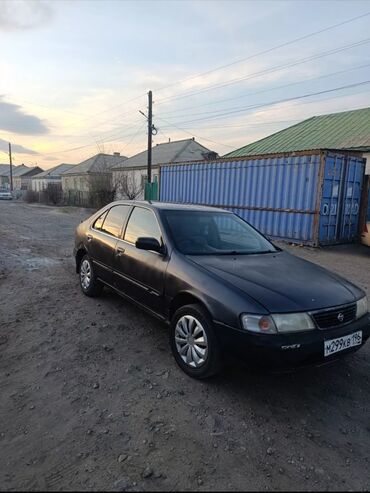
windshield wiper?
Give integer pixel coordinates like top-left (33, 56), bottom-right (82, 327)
top-left (216, 249), bottom-right (276, 255)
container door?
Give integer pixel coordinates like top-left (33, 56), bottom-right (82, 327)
top-left (319, 154), bottom-right (343, 243)
top-left (339, 156), bottom-right (364, 241)
top-left (361, 181), bottom-right (370, 246)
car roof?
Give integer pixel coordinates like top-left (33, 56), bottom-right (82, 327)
top-left (113, 200), bottom-right (230, 213)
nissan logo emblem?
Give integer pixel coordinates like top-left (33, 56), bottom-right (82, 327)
top-left (337, 312), bottom-right (344, 323)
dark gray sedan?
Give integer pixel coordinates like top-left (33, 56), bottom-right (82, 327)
top-left (74, 201), bottom-right (370, 378)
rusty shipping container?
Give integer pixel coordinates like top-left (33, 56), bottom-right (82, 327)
top-left (159, 151), bottom-right (366, 246)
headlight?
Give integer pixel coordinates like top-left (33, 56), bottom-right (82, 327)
top-left (356, 296), bottom-right (368, 319)
top-left (272, 312), bottom-right (315, 333)
top-left (241, 312), bottom-right (315, 334)
top-left (241, 314), bottom-right (277, 334)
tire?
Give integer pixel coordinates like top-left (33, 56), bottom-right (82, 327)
top-left (170, 304), bottom-right (223, 379)
top-left (79, 254), bottom-right (103, 297)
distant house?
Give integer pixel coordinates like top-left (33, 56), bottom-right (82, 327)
top-left (61, 153), bottom-right (127, 194)
top-left (0, 164), bottom-right (12, 189)
top-left (11, 165), bottom-right (43, 191)
top-left (112, 138), bottom-right (218, 199)
top-left (0, 164), bottom-right (30, 189)
top-left (31, 163), bottom-right (75, 192)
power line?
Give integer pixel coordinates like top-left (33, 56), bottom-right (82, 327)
top-left (37, 11), bottom-right (370, 132)
top-left (155, 38), bottom-right (370, 106)
top-left (159, 62), bottom-right (370, 117)
top-left (21, 11), bottom-right (370, 126)
top-left (159, 119), bottom-right (301, 130)
top-left (159, 80), bottom-right (370, 127)
top-left (156, 116), bottom-right (235, 149)
top-left (39, 124), bottom-right (147, 156)
top-left (106, 36), bottom-right (369, 128)
top-left (152, 10), bottom-right (370, 94)
top-left (119, 120), bottom-right (147, 154)
top-left (4, 11), bottom-right (369, 136)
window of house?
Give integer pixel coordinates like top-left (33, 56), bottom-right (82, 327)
top-left (124, 207), bottom-right (162, 245)
top-left (99, 205), bottom-right (130, 238)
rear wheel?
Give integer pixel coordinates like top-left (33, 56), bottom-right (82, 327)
top-left (79, 254), bottom-right (103, 297)
top-left (170, 304), bottom-right (222, 379)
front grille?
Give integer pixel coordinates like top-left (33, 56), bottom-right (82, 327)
top-left (312, 303), bottom-right (357, 329)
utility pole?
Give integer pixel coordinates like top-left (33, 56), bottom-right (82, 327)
top-left (147, 90), bottom-right (153, 184)
top-left (8, 142), bottom-right (13, 192)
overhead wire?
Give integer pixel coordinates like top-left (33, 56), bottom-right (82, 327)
top-left (155, 38), bottom-right (370, 106)
top-left (158, 62), bottom-right (370, 117)
top-left (39, 11), bottom-right (370, 134)
top-left (156, 116), bottom-right (235, 149)
top-left (8, 11), bottom-right (370, 159)
top-left (41, 11), bottom-right (369, 124)
top-left (151, 10), bottom-right (370, 94)
top-left (39, 122), bottom-right (147, 156)
top-left (159, 80), bottom-right (370, 127)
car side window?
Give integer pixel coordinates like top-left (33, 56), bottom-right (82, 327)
top-left (93, 210), bottom-right (108, 231)
top-left (124, 207), bottom-right (162, 245)
top-left (100, 205), bottom-right (131, 238)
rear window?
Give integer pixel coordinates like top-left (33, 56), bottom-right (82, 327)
top-left (100, 205), bottom-right (130, 238)
top-left (93, 211), bottom-right (108, 230)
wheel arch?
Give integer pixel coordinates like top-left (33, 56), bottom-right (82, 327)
top-left (168, 291), bottom-right (212, 321)
top-left (75, 246), bottom-right (87, 273)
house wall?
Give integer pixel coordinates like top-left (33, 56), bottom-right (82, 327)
top-left (113, 167), bottom-right (159, 200)
top-left (13, 177), bottom-right (23, 190)
top-left (31, 178), bottom-right (63, 192)
top-left (0, 176), bottom-right (10, 189)
top-left (62, 174), bottom-right (91, 193)
top-left (62, 173), bottom-right (113, 193)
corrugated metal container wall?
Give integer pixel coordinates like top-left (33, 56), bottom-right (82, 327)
top-left (160, 153), bottom-right (322, 244)
top-left (159, 151), bottom-right (365, 246)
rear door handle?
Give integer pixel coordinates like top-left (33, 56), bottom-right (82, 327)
top-left (116, 247), bottom-right (125, 256)
top-left (87, 234), bottom-right (93, 242)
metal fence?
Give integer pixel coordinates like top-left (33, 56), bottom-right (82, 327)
top-left (23, 188), bottom-right (114, 209)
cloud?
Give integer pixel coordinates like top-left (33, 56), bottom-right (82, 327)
top-left (0, 0), bottom-right (54, 31)
top-left (0, 137), bottom-right (39, 155)
top-left (0, 97), bottom-right (49, 135)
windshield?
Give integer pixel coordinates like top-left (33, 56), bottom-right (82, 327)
top-left (163, 210), bottom-right (277, 255)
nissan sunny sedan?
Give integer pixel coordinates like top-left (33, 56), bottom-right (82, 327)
top-left (74, 201), bottom-right (370, 378)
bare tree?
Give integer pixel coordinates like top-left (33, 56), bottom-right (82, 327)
top-left (45, 182), bottom-right (62, 205)
top-left (114, 170), bottom-right (144, 200)
top-left (88, 155), bottom-right (115, 208)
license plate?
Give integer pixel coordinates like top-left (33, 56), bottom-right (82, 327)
top-left (324, 331), bottom-right (362, 357)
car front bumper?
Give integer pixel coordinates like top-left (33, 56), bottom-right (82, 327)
top-left (214, 313), bottom-right (370, 369)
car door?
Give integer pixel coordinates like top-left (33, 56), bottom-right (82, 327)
top-left (113, 206), bottom-right (167, 315)
top-left (87, 205), bottom-right (131, 284)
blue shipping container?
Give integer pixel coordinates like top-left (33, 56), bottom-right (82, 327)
top-left (159, 151), bottom-right (365, 246)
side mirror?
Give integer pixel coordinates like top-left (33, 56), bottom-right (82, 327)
top-left (135, 237), bottom-right (162, 253)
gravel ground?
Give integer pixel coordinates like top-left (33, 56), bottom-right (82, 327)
top-left (0, 200), bottom-right (369, 492)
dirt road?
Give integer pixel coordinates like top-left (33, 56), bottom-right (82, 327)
top-left (0, 201), bottom-right (369, 491)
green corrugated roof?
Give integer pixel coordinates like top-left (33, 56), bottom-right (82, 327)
top-left (224, 107), bottom-right (370, 158)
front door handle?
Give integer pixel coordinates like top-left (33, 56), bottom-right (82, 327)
top-left (116, 247), bottom-right (125, 256)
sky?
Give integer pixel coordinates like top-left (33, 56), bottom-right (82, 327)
top-left (0, 0), bottom-right (370, 169)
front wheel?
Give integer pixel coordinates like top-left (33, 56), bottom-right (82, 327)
top-left (79, 254), bottom-right (103, 297)
top-left (170, 304), bottom-right (223, 379)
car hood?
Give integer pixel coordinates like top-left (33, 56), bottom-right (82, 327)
top-left (189, 251), bottom-right (361, 313)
